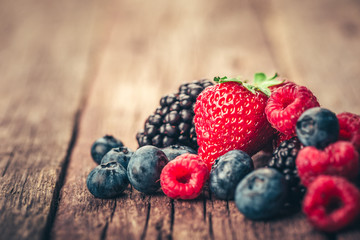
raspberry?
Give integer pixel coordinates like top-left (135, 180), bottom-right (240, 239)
top-left (160, 154), bottom-right (209, 199)
top-left (337, 112), bottom-right (360, 152)
top-left (303, 175), bottom-right (360, 232)
top-left (268, 80), bottom-right (295, 92)
top-left (265, 83), bottom-right (320, 136)
top-left (296, 141), bottom-right (359, 187)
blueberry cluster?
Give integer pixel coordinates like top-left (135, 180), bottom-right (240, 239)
top-left (88, 136), bottom-right (290, 221)
top-left (268, 137), bottom-right (305, 207)
top-left (136, 79), bottom-right (213, 150)
top-left (87, 135), bottom-right (134, 198)
top-left (208, 150), bottom-right (288, 220)
top-left (87, 135), bottom-right (197, 198)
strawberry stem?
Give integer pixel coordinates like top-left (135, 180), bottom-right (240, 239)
top-left (213, 72), bottom-right (284, 97)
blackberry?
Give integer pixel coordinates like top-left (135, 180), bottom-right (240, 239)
top-left (268, 136), bottom-right (305, 207)
top-left (137, 79), bottom-right (213, 149)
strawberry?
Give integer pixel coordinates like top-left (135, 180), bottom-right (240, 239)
top-left (194, 73), bottom-right (282, 170)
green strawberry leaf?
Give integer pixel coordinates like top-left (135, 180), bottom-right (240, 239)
top-left (213, 72), bottom-right (284, 97)
top-left (257, 86), bottom-right (271, 97)
top-left (261, 79), bottom-right (284, 88)
top-left (269, 72), bottom-right (279, 80)
top-left (253, 72), bottom-right (283, 96)
top-left (214, 76), bottom-right (228, 82)
top-left (214, 76), bottom-right (243, 84)
top-left (243, 82), bottom-right (256, 94)
top-left (254, 73), bottom-right (267, 85)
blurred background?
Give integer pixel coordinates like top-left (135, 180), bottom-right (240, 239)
top-left (1, 0), bottom-right (359, 150)
top-left (1, 0), bottom-right (360, 149)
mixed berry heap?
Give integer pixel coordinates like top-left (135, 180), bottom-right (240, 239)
top-left (85, 73), bottom-right (360, 234)
top-left (136, 79), bottom-right (213, 150)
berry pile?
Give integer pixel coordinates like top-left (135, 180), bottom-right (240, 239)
top-left (85, 73), bottom-right (360, 234)
top-left (136, 79), bottom-right (213, 150)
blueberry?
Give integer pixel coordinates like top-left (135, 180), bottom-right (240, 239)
top-left (101, 146), bottom-right (134, 170)
top-left (91, 135), bottom-right (124, 164)
top-left (296, 107), bottom-right (339, 149)
top-left (210, 150), bottom-right (254, 200)
top-left (161, 145), bottom-right (197, 161)
top-left (86, 161), bottom-right (129, 198)
top-left (127, 146), bottom-right (169, 194)
top-left (235, 168), bottom-right (288, 220)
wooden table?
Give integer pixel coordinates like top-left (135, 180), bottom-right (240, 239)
top-left (1, 0), bottom-right (360, 239)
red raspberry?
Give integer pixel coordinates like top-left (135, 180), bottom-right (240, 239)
top-left (265, 83), bottom-right (320, 136)
top-left (337, 112), bottom-right (360, 152)
top-left (296, 141), bottom-right (359, 187)
top-left (160, 154), bottom-right (209, 199)
top-left (303, 175), bottom-right (360, 232)
top-left (269, 79), bottom-right (295, 92)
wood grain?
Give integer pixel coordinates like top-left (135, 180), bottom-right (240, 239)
top-left (1, 0), bottom-right (360, 239)
top-left (254, 0), bottom-right (360, 113)
top-left (0, 0), bottom-right (102, 239)
top-left (52, 0), bottom-right (360, 239)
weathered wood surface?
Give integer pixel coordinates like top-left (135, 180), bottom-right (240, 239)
top-left (0, 0), bottom-right (104, 239)
top-left (1, 0), bottom-right (360, 239)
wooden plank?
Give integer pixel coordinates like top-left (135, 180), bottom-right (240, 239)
top-left (51, 0), bottom-right (176, 238)
top-left (0, 0), bottom-right (102, 239)
top-left (50, 0), bottom-right (360, 240)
